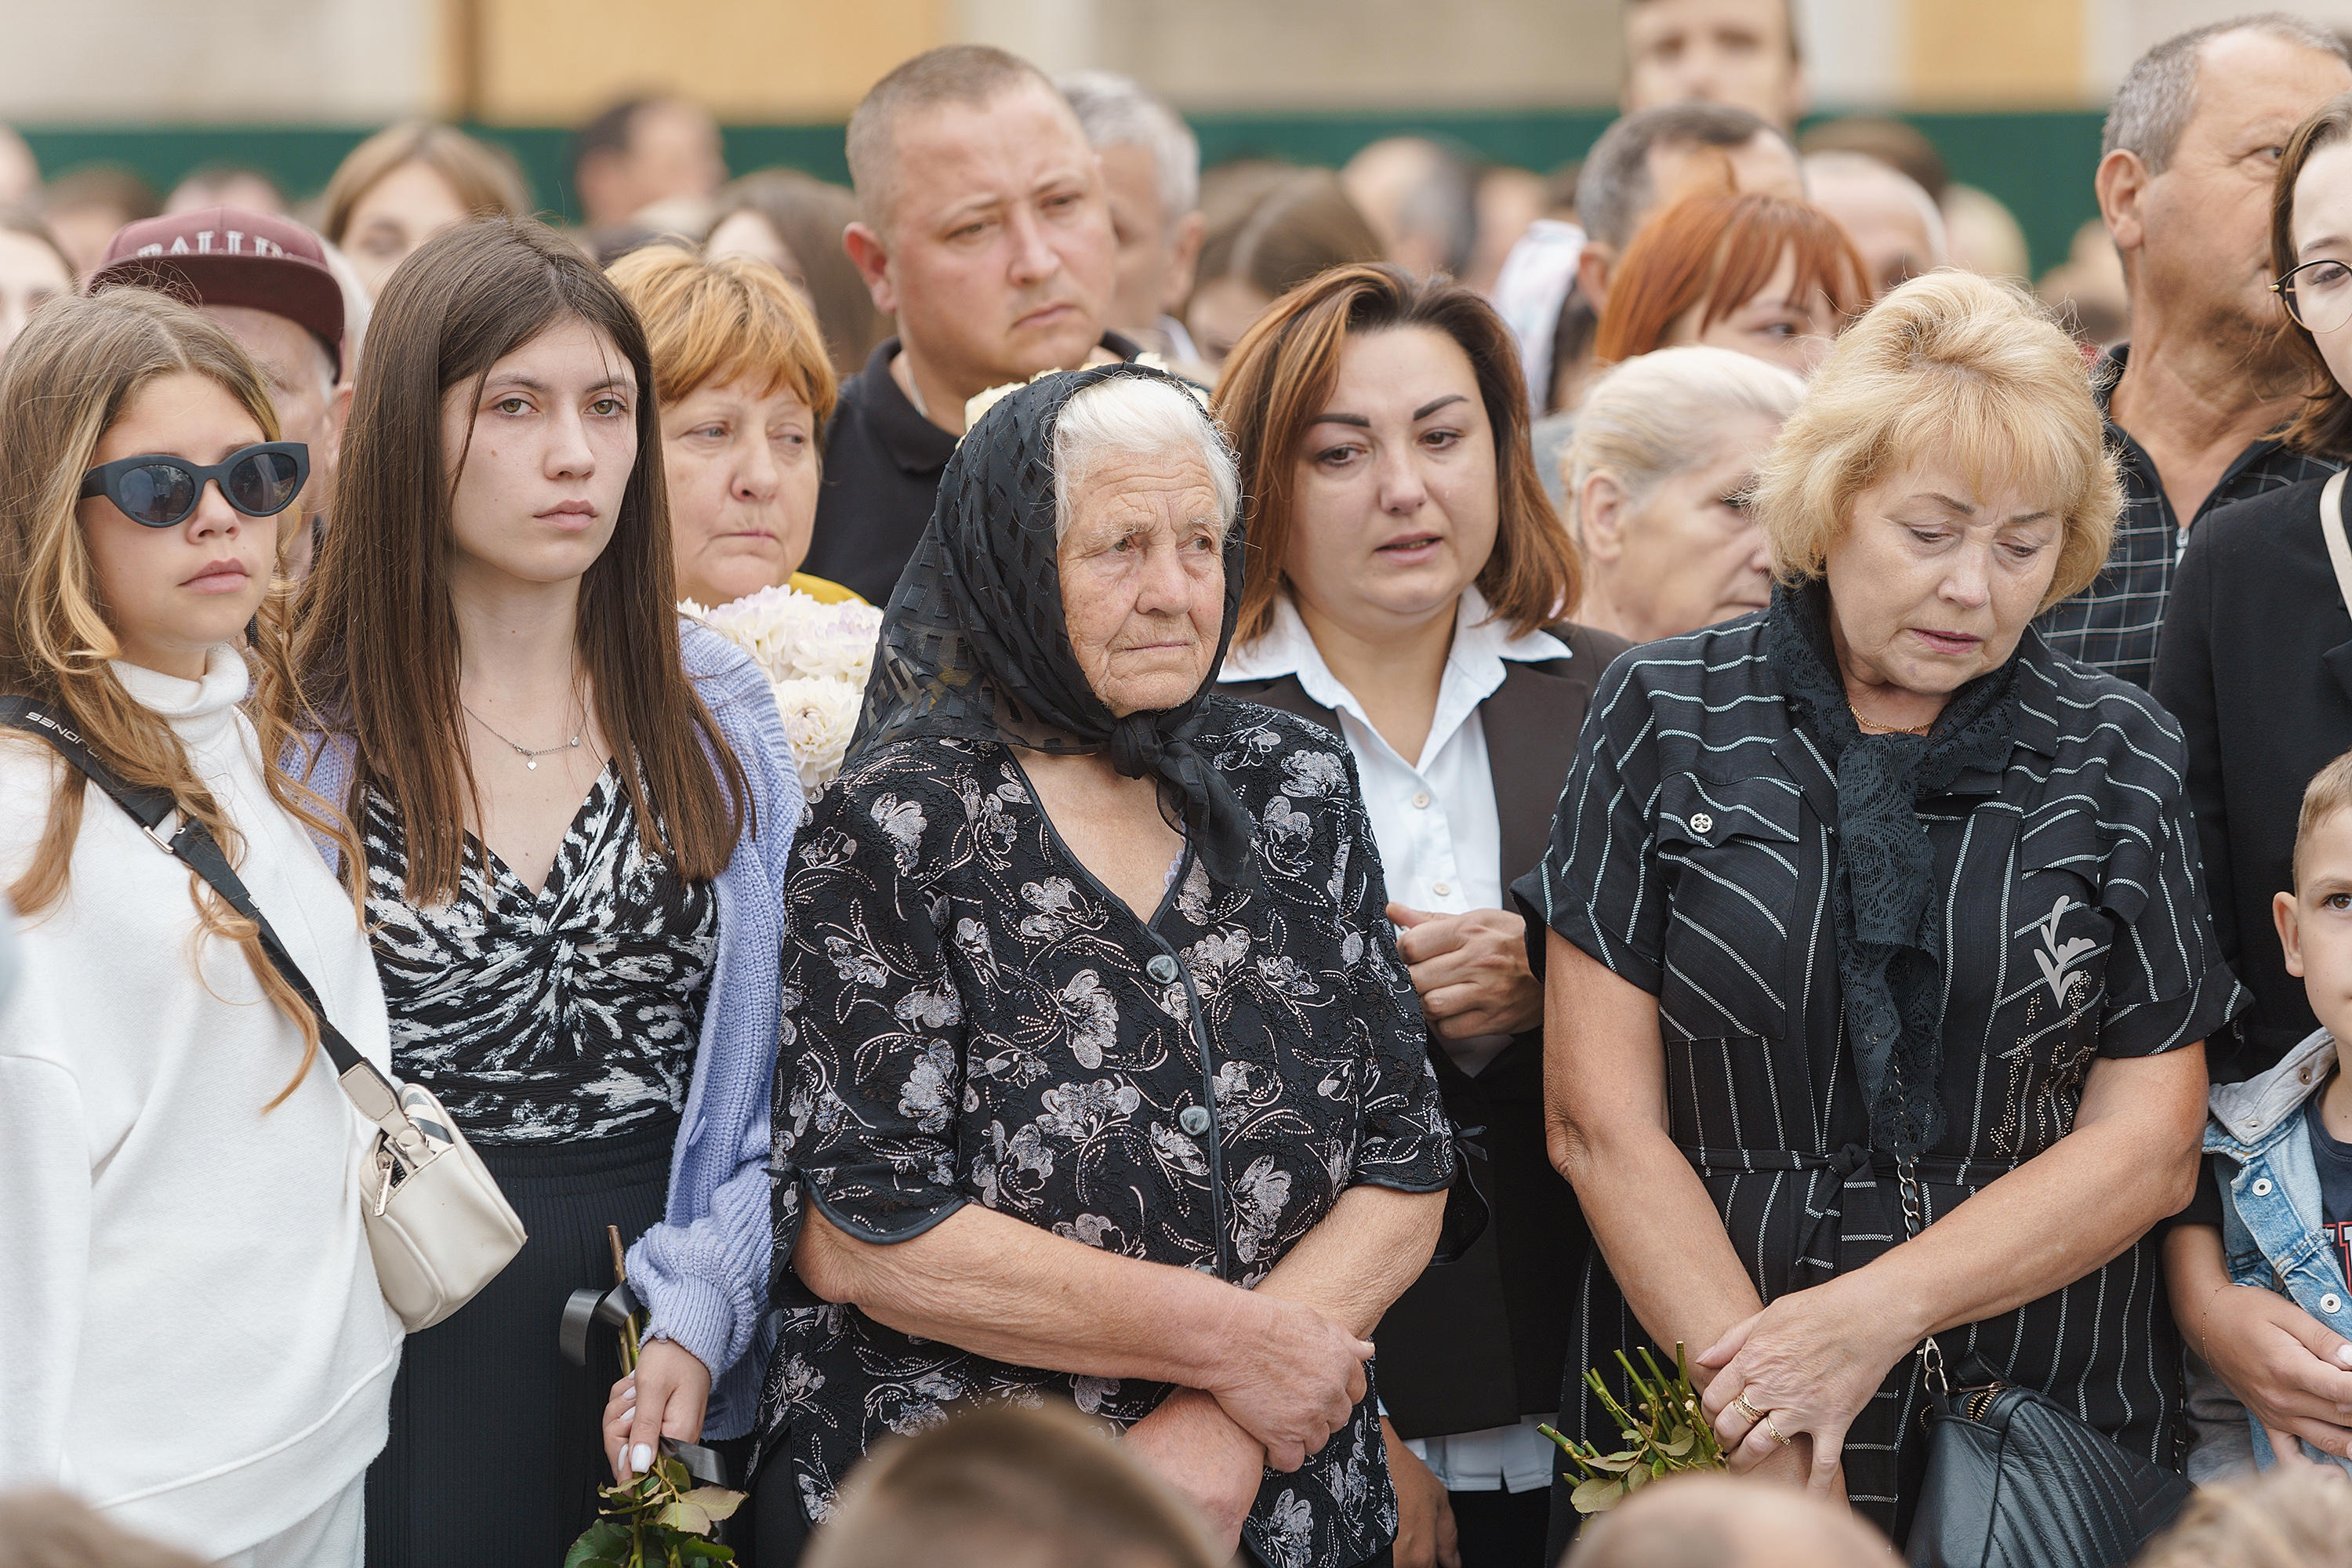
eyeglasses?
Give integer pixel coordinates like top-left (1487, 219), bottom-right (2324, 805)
top-left (2274, 259), bottom-right (2352, 336)
top-left (79, 441), bottom-right (309, 529)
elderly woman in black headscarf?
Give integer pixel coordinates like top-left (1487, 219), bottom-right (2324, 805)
top-left (753, 364), bottom-right (1457, 1568)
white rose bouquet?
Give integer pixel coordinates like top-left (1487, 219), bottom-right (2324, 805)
top-left (681, 586), bottom-right (883, 800)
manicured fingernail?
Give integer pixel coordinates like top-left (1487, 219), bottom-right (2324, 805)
top-left (632, 1443), bottom-right (654, 1473)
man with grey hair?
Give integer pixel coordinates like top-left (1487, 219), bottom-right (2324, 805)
top-left (2038, 13), bottom-right (2350, 691)
top-left (801, 44), bottom-right (1132, 604)
top-left (1058, 70), bottom-right (1206, 364)
top-left (1518, 103), bottom-right (1802, 492)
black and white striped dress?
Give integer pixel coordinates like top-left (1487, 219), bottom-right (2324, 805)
top-left (1515, 612), bottom-right (2241, 1540)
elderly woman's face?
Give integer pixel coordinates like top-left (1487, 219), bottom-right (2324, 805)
top-left (1058, 448), bottom-right (1226, 717)
top-left (1580, 407), bottom-right (1780, 641)
top-left (662, 375), bottom-right (822, 608)
top-left (1285, 325), bottom-right (1497, 637)
top-left (1822, 458), bottom-right (2063, 697)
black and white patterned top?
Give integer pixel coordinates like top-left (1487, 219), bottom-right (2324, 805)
top-left (760, 707), bottom-right (1456, 1568)
top-left (362, 760), bottom-right (719, 1145)
top-left (1514, 613), bottom-right (2241, 1541)
top-left (2035, 345), bottom-right (2339, 691)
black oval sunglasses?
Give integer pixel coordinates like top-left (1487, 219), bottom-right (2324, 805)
top-left (79, 441), bottom-right (310, 528)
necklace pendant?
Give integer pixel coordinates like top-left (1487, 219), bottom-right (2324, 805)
top-left (526, 757), bottom-right (539, 770)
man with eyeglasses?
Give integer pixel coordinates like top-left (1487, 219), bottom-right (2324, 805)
top-left (2040, 16), bottom-right (2352, 691)
top-left (85, 208), bottom-right (350, 582)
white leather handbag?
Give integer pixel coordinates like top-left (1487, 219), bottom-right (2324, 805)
top-left (0, 697), bottom-right (526, 1331)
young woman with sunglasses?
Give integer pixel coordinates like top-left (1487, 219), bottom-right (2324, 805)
top-left (278, 218), bottom-right (800, 1565)
top-left (0, 287), bottom-right (399, 1566)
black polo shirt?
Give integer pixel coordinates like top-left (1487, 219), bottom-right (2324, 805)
top-left (800, 332), bottom-right (1142, 605)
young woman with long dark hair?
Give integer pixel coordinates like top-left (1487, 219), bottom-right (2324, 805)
top-left (279, 217), bottom-right (800, 1563)
top-left (0, 287), bottom-right (397, 1566)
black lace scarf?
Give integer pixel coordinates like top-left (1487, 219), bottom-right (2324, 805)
top-left (1764, 580), bottom-right (2022, 1160)
top-left (848, 362), bottom-right (1259, 891)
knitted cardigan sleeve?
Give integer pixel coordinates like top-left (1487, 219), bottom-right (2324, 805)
top-left (625, 624), bottom-right (800, 1433)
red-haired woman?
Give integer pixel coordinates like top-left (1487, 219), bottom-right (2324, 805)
top-left (1595, 193), bottom-right (1872, 376)
top-left (1214, 263), bottom-right (1629, 1568)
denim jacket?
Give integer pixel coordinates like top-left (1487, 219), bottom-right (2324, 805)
top-left (2189, 1026), bottom-right (2352, 1479)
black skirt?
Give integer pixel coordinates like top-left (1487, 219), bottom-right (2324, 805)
top-left (364, 1118), bottom-right (677, 1567)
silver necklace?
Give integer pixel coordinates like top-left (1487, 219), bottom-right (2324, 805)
top-left (463, 701), bottom-right (583, 770)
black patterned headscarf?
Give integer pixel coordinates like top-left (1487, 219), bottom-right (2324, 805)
top-left (851, 361), bottom-right (1259, 888)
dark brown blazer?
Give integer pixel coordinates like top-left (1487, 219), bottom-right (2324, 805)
top-left (1218, 619), bottom-right (1632, 1438)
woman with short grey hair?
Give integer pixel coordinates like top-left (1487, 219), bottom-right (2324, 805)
top-left (756, 365), bottom-right (1459, 1568)
top-left (1566, 345), bottom-right (1806, 644)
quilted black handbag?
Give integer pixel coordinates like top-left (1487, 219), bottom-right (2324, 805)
top-left (1897, 1164), bottom-right (2193, 1568)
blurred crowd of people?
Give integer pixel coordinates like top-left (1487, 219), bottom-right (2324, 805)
top-left (19, 2), bottom-right (2352, 1568)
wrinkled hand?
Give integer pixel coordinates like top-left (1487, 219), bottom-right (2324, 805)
top-left (604, 1338), bottom-right (713, 1483)
top-left (1389, 904), bottom-right (1542, 1040)
top-left (2196, 1281), bottom-right (2352, 1461)
top-left (1202, 1294), bottom-right (1371, 1472)
top-left (1125, 1387), bottom-right (1268, 1555)
top-left (1697, 1279), bottom-right (1914, 1496)
top-left (1381, 1417), bottom-right (1459, 1568)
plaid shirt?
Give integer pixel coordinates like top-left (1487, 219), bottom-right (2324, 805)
top-left (2037, 345), bottom-right (2340, 691)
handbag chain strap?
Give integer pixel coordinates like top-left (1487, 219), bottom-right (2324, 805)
top-left (0, 695), bottom-right (420, 1145)
top-left (1897, 1154), bottom-right (1953, 1396)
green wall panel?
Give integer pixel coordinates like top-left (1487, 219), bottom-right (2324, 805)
top-left (16, 107), bottom-right (2107, 276)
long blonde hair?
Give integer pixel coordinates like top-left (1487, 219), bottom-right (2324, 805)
top-left (0, 286), bottom-right (363, 1109)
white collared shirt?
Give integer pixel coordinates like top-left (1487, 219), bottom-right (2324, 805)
top-left (1225, 586), bottom-right (1566, 1076)
top-left (1224, 588), bottom-right (1570, 1493)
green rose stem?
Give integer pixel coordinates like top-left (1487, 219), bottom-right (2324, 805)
top-left (1539, 1343), bottom-right (1729, 1518)
top-left (564, 1227), bottom-right (746, 1567)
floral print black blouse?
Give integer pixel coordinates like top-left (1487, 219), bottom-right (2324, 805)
top-left (760, 704), bottom-right (1455, 1568)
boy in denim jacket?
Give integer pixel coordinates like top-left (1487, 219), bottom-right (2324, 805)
top-left (2190, 753), bottom-right (2352, 1478)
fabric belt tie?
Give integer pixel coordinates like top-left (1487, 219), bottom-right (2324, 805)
top-left (1675, 1142), bottom-right (2022, 1290)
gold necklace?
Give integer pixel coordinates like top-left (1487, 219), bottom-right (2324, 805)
top-left (1849, 698), bottom-right (1933, 738)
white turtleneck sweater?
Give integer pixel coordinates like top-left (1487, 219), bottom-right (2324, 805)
top-left (0, 646), bottom-right (402, 1560)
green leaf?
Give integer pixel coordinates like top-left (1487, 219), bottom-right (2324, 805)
top-left (660, 1456), bottom-right (694, 1490)
top-left (1658, 1428), bottom-right (1695, 1457)
top-left (678, 1541), bottom-right (734, 1561)
top-left (565, 1521), bottom-right (631, 1568)
top-left (681, 1487), bottom-right (745, 1523)
top-left (658, 1502), bottom-right (714, 1537)
top-left (1625, 1464), bottom-right (1652, 1492)
top-left (1570, 1475), bottom-right (1624, 1514)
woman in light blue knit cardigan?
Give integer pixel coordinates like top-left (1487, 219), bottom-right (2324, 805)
top-left (274, 218), bottom-right (797, 1566)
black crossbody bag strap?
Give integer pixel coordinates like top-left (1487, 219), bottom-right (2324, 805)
top-left (0, 695), bottom-right (406, 1123)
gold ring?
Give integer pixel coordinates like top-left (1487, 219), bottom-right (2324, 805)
top-left (1762, 1414), bottom-right (1793, 1446)
top-left (1729, 1394), bottom-right (1763, 1426)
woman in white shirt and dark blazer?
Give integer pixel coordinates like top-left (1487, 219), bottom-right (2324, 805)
top-left (1214, 263), bottom-right (1628, 1568)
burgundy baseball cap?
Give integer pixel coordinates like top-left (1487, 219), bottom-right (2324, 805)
top-left (87, 205), bottom-right (344, 377)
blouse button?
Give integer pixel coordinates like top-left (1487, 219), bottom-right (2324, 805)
top-left (1147, 954), bottom-right (1179, 985)
top-left (1432, 882), bottom-right (1450, 898)
top-left (1690, 812), bottom-right (1714, 835)
top-left (2300, 1065), bottom-right (2315, 1084)
top-left (1178, 1105), bottom-right (1212, 1136)
top-left (2252, 1178), bottom-right (2274, 1196)
top-left (1412, 792), bottom-right (1431, 809)
top-left (2325, 1294), bottom-right (2345, 1316)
